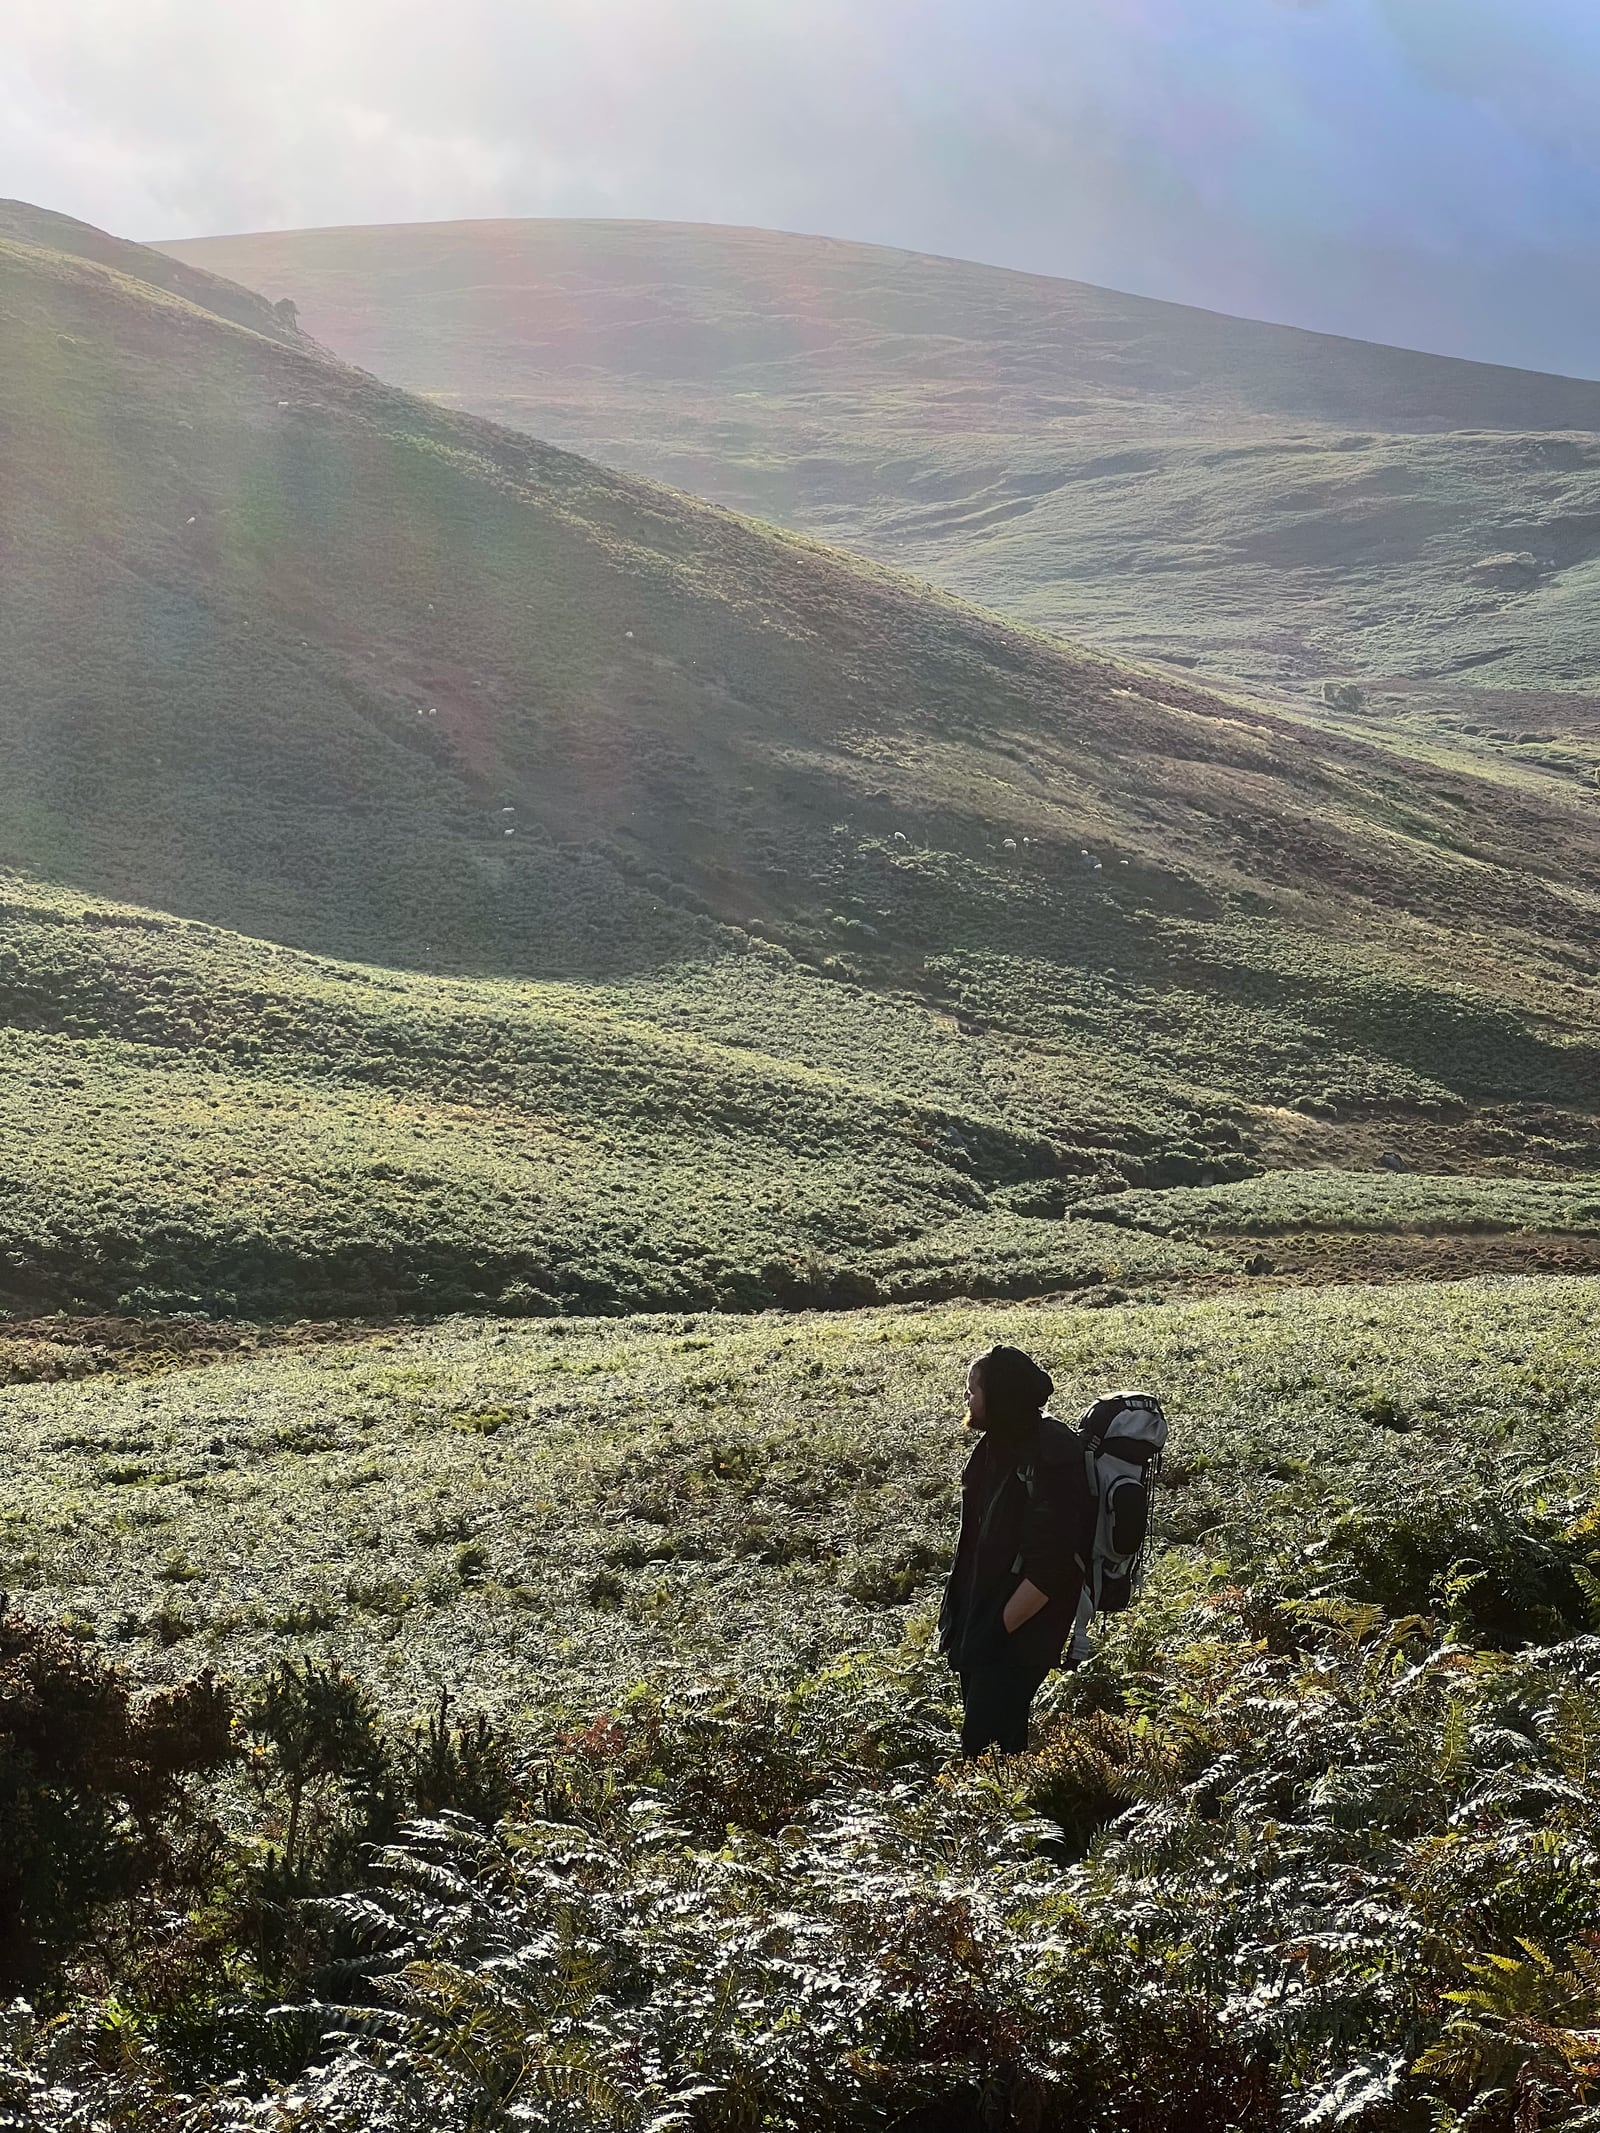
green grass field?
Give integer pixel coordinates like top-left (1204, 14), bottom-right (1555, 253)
top-left (0, 878), bottom-right (1238, 1320)
top-left (8, 1277), bottom-right (1600, 2127)
top-left (8, 1277), bottom-right (1596, 1718)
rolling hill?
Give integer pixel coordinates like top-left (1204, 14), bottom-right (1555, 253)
top-left (3, 202), bottom-right (1599, 1318)
top-left (165, 218), bottom-right (1600, 761)
top-left (2, 199), bottom-right (307, 349)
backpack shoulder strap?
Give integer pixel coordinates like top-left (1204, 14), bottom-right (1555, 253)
top-left (1012, 1421), bottom-right (1097, 1583)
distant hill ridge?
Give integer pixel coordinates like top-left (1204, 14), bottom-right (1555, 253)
top-left (166, 216), bottom-right (1600, 433)
top-left (162, 217), bottom-right (1600, 713)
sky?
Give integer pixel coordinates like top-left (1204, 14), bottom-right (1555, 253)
top-left (6, 0), bottom-right (1600, 375)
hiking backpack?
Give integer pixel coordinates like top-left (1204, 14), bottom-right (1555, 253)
top-left (1075, 1389), bottom-right (1168, 1618)
top-left (1012, 1390), bottom-right (1168, 1667)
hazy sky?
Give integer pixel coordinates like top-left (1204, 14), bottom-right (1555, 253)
top-left (6, 0), bottom-right (1600, 374)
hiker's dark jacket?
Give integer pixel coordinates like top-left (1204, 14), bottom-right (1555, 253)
top-left (938, 1415), bottom-right (1088, 1677)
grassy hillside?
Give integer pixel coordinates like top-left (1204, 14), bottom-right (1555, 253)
top-left (166, 218), bottom-right (1600, 736)
top-left (1, 199), bottom-right (305, 348)
top-left (3, 213), bottom-right (1600, 1314)
top-left (0, 877), bottom-right (1232, 1320)
top-left (18, 870), bottom-right (1600, 1324)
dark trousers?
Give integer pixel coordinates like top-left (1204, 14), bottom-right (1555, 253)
top-left (958, 1651), bottom-right (1049, 1757)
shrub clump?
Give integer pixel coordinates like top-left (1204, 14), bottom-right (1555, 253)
top-left (0, 1600), bottom-right (232, 1996)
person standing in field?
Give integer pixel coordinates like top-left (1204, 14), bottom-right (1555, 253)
top-left (937, 1344), bottom-right (1087, 1757)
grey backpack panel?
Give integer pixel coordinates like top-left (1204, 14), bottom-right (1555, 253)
top-left (1014, 1391), bottom-right (1168, 1669)
top-left (1077, 1389), bottom-right (1168, 1620)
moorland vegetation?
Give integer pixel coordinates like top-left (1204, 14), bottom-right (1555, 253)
top-left (3, 209), bottom-right (1599, 1318)
top-left (6, 1280), bottom-right (1600, 2128)
top-left (169, 216), bottom-right (1600, 762)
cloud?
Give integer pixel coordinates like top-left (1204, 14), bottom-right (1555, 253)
top-left (5, 0), bottom-right (901, 233)
top-left (3, 0), bottom-right (1600, 374)
top-left (1378, 0), bottom-right (1600, 159)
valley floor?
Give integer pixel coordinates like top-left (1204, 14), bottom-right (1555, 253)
top-left (8, 1274), bottom-right (1596, 1719)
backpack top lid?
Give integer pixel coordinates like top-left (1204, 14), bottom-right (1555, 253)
top-left (1078, 1389), bottom-right (1168, 1456)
